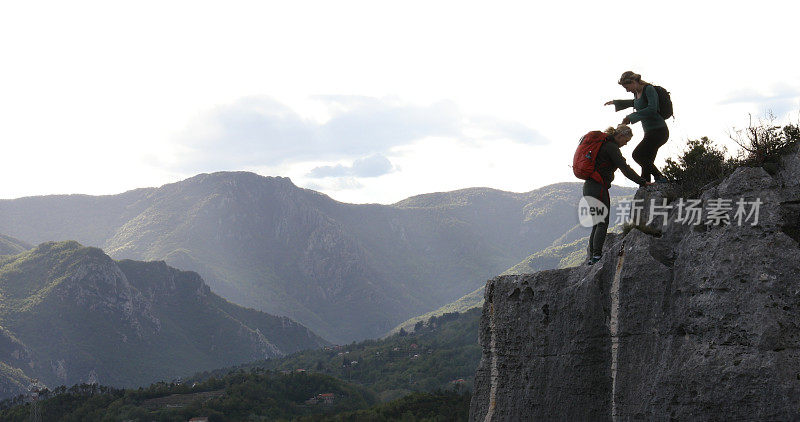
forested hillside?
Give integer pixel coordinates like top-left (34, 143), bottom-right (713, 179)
top-left (0, 242), bottom-right (325, 399)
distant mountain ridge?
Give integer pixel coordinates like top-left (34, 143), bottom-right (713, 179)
top-left (0, 241), bottom-right (325, 399)
top-left (0, 173), bottom-right (635, 342)
top-left (389, 236), bottom-right (591, 335)
top-left (0, 235), bottom-right (29, 256)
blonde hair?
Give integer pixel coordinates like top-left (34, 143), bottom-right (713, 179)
top-left (618, 71), bottom-right (649, 86)
top-left (604, 124), bottom-right (632, 138)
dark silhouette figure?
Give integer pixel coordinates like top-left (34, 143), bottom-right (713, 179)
top-left (605, 71), bottom-right (670, 183)
top-left (584, 125), bottom-right (648, 265)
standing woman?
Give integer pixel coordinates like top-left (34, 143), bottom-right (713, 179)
top-left (583, 125), bottom-right (648, 265)
top-left (604, 71), bottom-right (669, 183)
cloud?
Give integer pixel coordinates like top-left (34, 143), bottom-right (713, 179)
top-left (720, 85), bottom-right (800, 104)
top-left (316, 96), bottom-right (463, 152)
top-left (466, 116), bottom-right (544, 144)
top-left (174, 97), bottom-right (318, 171)
top-left (308, 154), bottom-right (396, 178)
top-left (304, 177), bottom-right (364, 192)
top-left (719, 84), bottom-right (800, 117)
top-left (171, 96), bottom-right (547, 173)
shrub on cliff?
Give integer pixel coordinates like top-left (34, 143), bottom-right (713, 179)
top-left (662, 115), bottom-right (800, 198)
top-left (662, 137), bottom-right (737, 198)
top-left (731, 114), bottom-right (800, 173)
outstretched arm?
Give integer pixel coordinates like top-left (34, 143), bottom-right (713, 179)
top-left (607, 145), bottom-right (647, 186)
top-left (605, 99), bottom-right (634, 111)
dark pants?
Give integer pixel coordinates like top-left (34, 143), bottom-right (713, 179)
top-left (583, 179), bottom-right (610, 257)
top-left (632, 126), bottom-right (669, 182)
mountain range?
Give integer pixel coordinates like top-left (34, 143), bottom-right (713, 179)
top-left (0, 241), bottom-right (325, 399)
top-left (389, 236), bottom-right (591, 335)
top-left (0, 235), bottom-right (29, 256)
top-left (0, 172), bottom-right (634, 343)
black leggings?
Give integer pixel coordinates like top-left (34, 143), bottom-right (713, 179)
top-left (583, 179), bottom-right (610, 257)
top-left (632, 126), bottom-right (669, 182)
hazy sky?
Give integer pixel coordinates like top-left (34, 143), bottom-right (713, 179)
top-left (2, 1), bottom-right (798, 203)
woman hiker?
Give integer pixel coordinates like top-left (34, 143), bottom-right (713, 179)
top-left (584, 124), bottom-right (649, 265)
top-left (604, 71), bottom-right (670, 183)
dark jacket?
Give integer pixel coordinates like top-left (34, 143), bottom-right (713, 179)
top-left (613, 84), bottom-right (668, 132)
top-left (595, 138), bottom-right (647, 188)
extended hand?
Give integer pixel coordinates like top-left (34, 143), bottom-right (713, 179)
top-left (621, 117), bottom-right (630, 124)
top-left (604, 100), bottom-right (614, 106)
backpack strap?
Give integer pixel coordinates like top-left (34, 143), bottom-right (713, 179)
top-left (591, 140), bottom-right (607, 186)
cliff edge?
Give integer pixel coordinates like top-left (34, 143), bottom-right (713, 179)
top-left (470, 148), bottom-right (800, 420)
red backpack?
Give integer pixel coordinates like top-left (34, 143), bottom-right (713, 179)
top-left (572, 131), bottom-right (608, 185)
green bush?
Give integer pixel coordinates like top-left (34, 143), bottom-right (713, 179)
top-left (731, 114), bottom-right (800, 172)
top-left (298, 390), bottom-right (471, 422)
top-left (662, 137), bottom-right (737, 198)
top-left (661, 114), bottom-right (800, 199)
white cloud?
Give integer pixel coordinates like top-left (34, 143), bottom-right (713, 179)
top-left (304, 177), bottom-right (364, 193)
top-left (0, 1), bottom-right (798, 202)
top-left (308, 154), bottom-right (396, 178)
top-left (168, 96), bottom-right (547, 175)
top-left (718, 84), bottom-right (800, 120)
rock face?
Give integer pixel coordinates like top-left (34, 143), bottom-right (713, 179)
top-left (470, 150), bottom-right (800, 420)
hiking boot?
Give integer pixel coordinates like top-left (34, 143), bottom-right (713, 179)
top-left (587, 255), bottom-right (602, 265)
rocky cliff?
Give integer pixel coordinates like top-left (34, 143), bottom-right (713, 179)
top-left (470, 149), bottom-right (800, 420)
